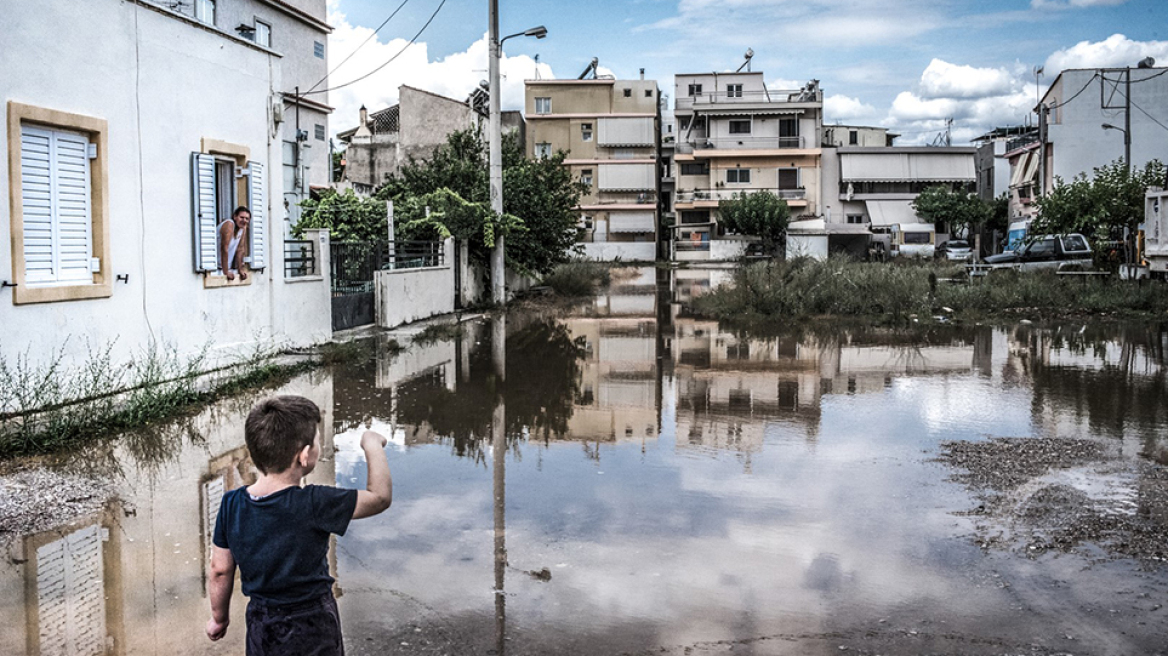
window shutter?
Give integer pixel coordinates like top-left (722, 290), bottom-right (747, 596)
top-left (191, 153), bottom-right (218, 272)
top-left (247, 160), bottom-right (266, 270)
top-left (53, 131), bottom-right (95, 283)
top-left (37, 525), bottom-right (106, 656)
top-left (20, 126), bottom-right (94, 285)
top-left (203, 476), bottom-right (225, 567)
top-left (20, 126), bottom-right (55, 284)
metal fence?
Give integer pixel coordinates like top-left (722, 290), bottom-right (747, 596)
top-left (284, 240), bottom-right (317, 278)
top-left (330, 240), bottom-right (444, 296)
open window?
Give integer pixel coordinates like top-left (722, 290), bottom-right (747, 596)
top-left (190, 139), bottom-right (266, 283)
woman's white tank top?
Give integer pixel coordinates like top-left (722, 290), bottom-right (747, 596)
top-left (219, 220), bottom-right (244, 272)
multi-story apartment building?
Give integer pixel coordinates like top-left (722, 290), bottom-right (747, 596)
top-left (524, 77), bottom-right (661, 262)
top-left (671, 72), bottom-right (824, 260)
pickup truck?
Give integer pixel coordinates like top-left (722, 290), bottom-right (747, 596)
top-left (979, 234), bottom-right (1093, 272)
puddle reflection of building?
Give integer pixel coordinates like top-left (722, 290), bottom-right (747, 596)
top-left (0, 374), bottom-right (335, 656)
top-left (669, 316), bottom-right (986, 455)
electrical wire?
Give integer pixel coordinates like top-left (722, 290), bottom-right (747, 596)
top-left (304, 0), bottom-right (411, 94)
top-left (302, 0), bottom-right (447, 97)
top-left (1048, 72), bottom-right (1099, 109)
top-left (1130, 98), bottom-right (1168, 134)
top-left (1100, 68), bottom-right (1168, 85)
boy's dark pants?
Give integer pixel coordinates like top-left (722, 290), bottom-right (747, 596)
top-left (246, 593), bottom-right (344, 656)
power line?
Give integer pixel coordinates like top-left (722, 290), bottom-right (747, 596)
top-left (1130, 98), bottom-right (1168, 134)
top-left (305, 0), bottom-right (411, 94)
top-left (302, 0), bottom-right (447, 97)
top-left (1048, 72), bottom-right (1099, 109)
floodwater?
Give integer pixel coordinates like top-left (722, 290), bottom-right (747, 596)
top-left (3, 266), bottom-right (1168, 656)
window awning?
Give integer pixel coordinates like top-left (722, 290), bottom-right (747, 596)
top-left (866, 200), bottom-right (922, 226)
top-left (1009, 152), bottom-right (1032, 188)
top-left (1022, 150), bottom-right (1040, 185)
top-left (608, 212), bottom-right (655, 233)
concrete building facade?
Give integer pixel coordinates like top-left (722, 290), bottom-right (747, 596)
top-left (671, 73), bottom-right (824, 261)
top-left (524, 78), bottom-right (661, 262)
top-left (336, 86), bottom-right (525, 193)
top-left (3, 0), bottom-right (332, 380)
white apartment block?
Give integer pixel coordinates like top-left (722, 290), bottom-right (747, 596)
top-left (671, 72), bottom-right (824, 261)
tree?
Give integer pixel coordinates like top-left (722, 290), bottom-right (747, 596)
top-left (717, 191), bottom-right (791, 256)
top-left (1032, 159), bottom-right (1166, 242)
top-left (294, 188), bottom-right (387, 242)
top-left (379, 129), bottom-right (585, 276)
top-left (911, 186), bottom-right (992, 239)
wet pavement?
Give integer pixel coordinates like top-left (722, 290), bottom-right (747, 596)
top-left (3, 265), bottom-right (1168, 656)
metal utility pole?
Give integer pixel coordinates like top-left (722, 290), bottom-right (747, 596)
top-left (489, 0), bottom-right (505, 305)
top-left (1124, 68), bottom-right (1132, 174)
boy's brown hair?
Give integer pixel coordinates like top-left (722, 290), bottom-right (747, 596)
top-left (245, 396), bottom-right (321, 474)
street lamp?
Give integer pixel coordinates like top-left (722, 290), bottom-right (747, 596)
top-left (1101, 122), bottom-right (1131, 174)
top-left (489, 2), bottom-right (547, 305)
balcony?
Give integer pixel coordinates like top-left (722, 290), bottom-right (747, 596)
top-left (1005, 133), bottom-right (1040, 154)
top-left (676, 188), bottom-right (806, 204)
top-left (675, 89), bottom-right (819, 111)
top-left (686, 135), bottom-right (805, 150)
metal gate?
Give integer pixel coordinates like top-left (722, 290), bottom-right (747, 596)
top-left (330, 240), bottom-right (444, 331)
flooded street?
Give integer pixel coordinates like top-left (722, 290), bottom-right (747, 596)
top-left (3, 266), bottom-right (1168, 655)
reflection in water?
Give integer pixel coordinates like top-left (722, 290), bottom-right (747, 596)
top-left (6, 268), bottom-right (1168, 655)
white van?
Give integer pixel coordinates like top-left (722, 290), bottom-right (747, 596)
top-left (890, 223), bottom-right (935, 258)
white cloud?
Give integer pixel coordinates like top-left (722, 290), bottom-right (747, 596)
top-left (1031, 0), bottom-right (1128, 9)
top-left (918, 59), bottom-right (1019, 99)
top-left (325, 2), bottom-right (552, 136)
top-left (824, 94), bottom-right (878, 122)
top-left (1045, 34), bottom-right (1168, 72)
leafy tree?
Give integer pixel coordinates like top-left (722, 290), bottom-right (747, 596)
top-left (911, 186), bottom-right (991, 238)
top-left (1032, 159), bottom-right (1166, 242)
top-left (379, 129), bottom-right (586, 275)
top-left (293, 188), bottom-right (387, 242)
top-left (717, 191), bottom-right (791, 256)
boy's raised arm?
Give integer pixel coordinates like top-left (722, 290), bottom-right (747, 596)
top-left (353, 430), bottom-right (392, 519)
top-left (206, 545), bottom-right (236, 641)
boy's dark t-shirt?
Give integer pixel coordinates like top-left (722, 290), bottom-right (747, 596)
top-left (213, 484), bottom-right (358, 604)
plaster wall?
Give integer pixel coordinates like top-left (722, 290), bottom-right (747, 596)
top-left (374, 239), bottom-right (456, 328)
top-left (2, 0), bottom-right (330, 375)
top-left (1046, 68), bottom-right (1168, 184)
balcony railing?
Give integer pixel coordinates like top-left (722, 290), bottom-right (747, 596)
top-left (1005, 133), bottom-right (1040, 153)
top-left (685, 135), bottom-right (805, 150)
top-left (675, 240), bottom-right (711, 252)
top-left (675, 89), bottom-right (818, 110)
top-left (676, 188), bottom-right (806, 204)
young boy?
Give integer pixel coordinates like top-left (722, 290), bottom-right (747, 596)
top-left (205, 395), bottom-right (392, 655)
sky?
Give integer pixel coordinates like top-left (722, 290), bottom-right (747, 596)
top-left (323, 0), bottom-right (1168, 145)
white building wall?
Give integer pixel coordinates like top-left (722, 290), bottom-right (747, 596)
top-left (374, 239), bottom-right (455, 328)
top-left (1047, 68), bottom-right (1168, 184)
top-left (580, 242), bottom-right (657, 261)
top-left (2, 1), bottom-right (330, 376)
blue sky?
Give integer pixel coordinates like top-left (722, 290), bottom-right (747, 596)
top-left (325, 0), bottom-right (1168, 144)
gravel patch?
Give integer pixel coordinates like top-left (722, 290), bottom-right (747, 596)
top-left (0, 468), bottom-right (117, 541)
top-left (938, 436), bottom-right (1168, 564)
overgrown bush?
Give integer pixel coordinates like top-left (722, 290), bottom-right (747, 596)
top-left (0, 340), bottom-right (309, 457)
top-left (541, 261), bottom-right (613, 297)
top-left (691, 257), bottom-right (1168, 322)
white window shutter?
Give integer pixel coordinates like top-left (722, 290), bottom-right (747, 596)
top-left (20, 126), bottom-right (56, 284)
top-left (53, 131), bottom-right (95, 283)
top-left (20, 126), bottom-right (94, 286)
top-left (247, 160), bottom-right (266, 270)
top-left (191, 153), bottom-right (218, 272)
top-left (37, 524), bottom-right (106, 656)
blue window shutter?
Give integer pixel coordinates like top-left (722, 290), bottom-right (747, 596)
top-left (247, 161), bottom-right (266, 270)
top-left (191, 153), bottom-right (218, 272)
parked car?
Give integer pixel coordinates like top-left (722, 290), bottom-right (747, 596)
top-left (935, 239), bottom-right (973, 262)
top-left (982, 234), bottom-right (1092, 272)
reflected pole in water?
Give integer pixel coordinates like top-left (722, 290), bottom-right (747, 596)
top-left (492, 314), bottom-right (507, 656)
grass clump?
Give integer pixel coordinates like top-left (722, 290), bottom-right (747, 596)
top-left (691, 257), bottom-right (1168, 323)
top-left (412, 323), bottom-right (464, 346)
top-left (0, 340), bottom-right (311, 458)
top-left (540, 260), bottom-right (612, 297)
